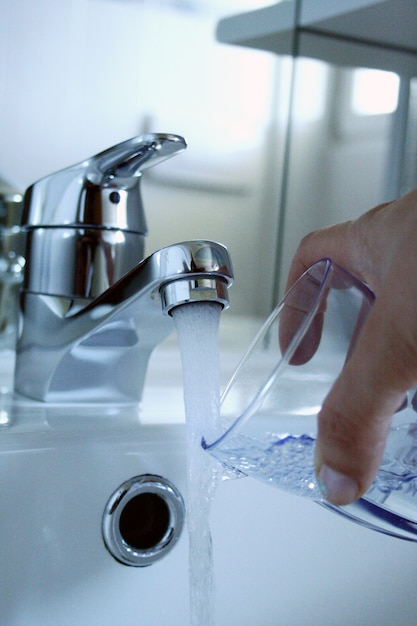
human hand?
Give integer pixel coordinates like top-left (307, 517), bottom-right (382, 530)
top-left (284, 188), bottom-right (417, 505)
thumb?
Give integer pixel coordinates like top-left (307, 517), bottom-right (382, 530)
top-left (314, 296), bottom-right (417, 506)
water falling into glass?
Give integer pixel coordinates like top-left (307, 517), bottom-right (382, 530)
top-left (173, 302), bottom-right (224, 626)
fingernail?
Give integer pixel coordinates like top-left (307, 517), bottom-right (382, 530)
top-left (317, 464), bottom-right (359, 505)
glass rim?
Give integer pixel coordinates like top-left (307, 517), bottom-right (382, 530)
top-left (203, 258), bottom-right (374, 451)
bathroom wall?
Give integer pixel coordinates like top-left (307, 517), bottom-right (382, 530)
top-left (275, 58), bottom-right (396, 296)
top-left (0, 0), bottom-right (286, 317)
top-left (0, 0), bottom-right (398, 316)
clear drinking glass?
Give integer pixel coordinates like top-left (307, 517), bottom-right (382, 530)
top-left (203, 259), bottom-right (417, 541)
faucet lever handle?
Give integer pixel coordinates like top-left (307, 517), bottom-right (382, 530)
top-left (20, 134), bottom-right (187, 299)
top-left (91, 134), bottom-right (187, 185)
top-left (22, 133), bottom-right (187, 231)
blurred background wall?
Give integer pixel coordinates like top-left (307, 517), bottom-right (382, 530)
top-left (0, 0), bottom-right (407, 316)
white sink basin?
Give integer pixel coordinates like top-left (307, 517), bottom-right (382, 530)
top-left (1, 318), bottom-right (417, 625)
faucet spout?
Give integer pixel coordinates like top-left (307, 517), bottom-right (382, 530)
top-left (14, 240), bottom-right (233, 403)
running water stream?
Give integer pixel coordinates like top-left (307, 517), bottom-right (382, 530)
top-left (173, 302), bottom-right (224, 626)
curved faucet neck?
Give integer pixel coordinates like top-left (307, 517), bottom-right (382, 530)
top-left (15, 241), bottom-right (233, 404)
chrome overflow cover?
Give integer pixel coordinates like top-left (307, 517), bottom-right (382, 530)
top-left (102, 474), bottom-right (185, 567)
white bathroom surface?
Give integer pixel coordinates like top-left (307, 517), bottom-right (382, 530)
top-left (1, 316), bottom-right (417, 625)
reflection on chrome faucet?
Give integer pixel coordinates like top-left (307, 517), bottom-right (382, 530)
top-left (0, 178), bottom-right (25, 348)
top-left (13, 134), bottom-right (233, 403)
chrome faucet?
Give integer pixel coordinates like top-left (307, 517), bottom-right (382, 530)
top-left (14, 134), bottom-right (233, 403)
top-left (0, 178), bottom-right (25, 345)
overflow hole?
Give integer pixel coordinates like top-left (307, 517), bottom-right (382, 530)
top-left (119, 493), bottom-right (171, 550)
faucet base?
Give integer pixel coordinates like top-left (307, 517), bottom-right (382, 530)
top-left (14, 292), bottom-right (173, 403)
top-left (14, 241), bottom-right (233, 404)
